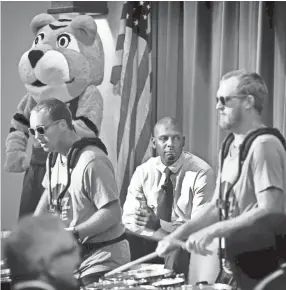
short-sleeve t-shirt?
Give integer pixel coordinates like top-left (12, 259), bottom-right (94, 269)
top-left (42, 145), bottom-right (125, 243)
top-left (218, 134), bottom-right (286, 219)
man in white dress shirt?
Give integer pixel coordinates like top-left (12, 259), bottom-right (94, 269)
top-left (122, 117), bottom-right (216, 277)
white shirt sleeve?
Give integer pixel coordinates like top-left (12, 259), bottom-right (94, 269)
top-left (122, 167), bottom-right (144, 231)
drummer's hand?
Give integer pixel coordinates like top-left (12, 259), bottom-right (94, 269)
top-left (156, 239), bottom-right (177, 258)
top-left (134, 208), bottom-right (160, 231)
top-left (185, 224), bottom-right (219, 256)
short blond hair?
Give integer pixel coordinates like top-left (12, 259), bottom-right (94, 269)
top-left (221, 70), bottom-right (268, 115)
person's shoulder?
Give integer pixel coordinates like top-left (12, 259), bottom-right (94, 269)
top-left (183, 151), bottom-right (213, 173)
top-left (251, 133), bottom-right (286, 153)
top-left (135, 156), bottom-right (160, 172)
top-left (78, 145), bottom-right (112, 167)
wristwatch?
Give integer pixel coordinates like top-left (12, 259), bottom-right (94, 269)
top-left (72, 227), bottom-right (81, 244)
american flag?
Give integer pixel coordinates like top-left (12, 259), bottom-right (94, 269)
top-left (111, 1), bottom-right (153, 205)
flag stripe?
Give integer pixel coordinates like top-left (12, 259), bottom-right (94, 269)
top-left (112, 1), bottom-right (153, 202)
top-left (118, 42), bottom-right (149, 155)
top-left (116, 33), bottom-right (138, 157)
top-left (135, 72), bottom-right (152, 146)
top-left (119, 46), bottom-right (150, 200)
top-left (134, 102), bottom-right (152, 166)
top-left (120, 100), bottom-right (153, 204)
top-left (117, 50), bottom-right (140, 191)
top-left (133, 49), bottom-right (151, 145)
top-left (110, 65), bottom-right (122, 86)
top-left (116, 33), bottom-right (125, 51)
top-left (121, 2), bottom-right (128, 19)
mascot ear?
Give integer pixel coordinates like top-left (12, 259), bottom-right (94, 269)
top-left (70, 15), bottom-right (97, 46)
top-left (30, 13), bottom-right (55, 36)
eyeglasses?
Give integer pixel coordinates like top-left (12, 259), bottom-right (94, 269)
top-left (28, 120), bottom-right (61, 136)
top-left (216, 95), bottom-right (248, 106)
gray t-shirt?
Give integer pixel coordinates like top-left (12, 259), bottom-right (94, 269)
top-left (217, 134), bottom-right (286, 218)
top-left (42, 145), bottom-right (125, 243)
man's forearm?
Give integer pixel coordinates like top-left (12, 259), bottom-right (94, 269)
top-left (167, 202), bottom-right (218, 240)
top-left (76, 200), bottom-right (121, 241)
top-left (214, 207), bottom-right (274, 239)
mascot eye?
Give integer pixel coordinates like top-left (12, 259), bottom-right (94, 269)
top-left (57, 34), bottom-right (71, 48)
top-left (33, 33), bottom-right (44, 46)
top-left (56, 33), bottom-right (80, 52)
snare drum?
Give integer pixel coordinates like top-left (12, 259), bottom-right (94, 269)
top-left (86, 284), bottom-right (157, 290)
top-left (101, 264), bottom-right (174, 285)
top-left (86, 279), bottom-right (140, 289)
top-left (1, 269), bottom-right (11, 290)
top-left (1, 262), bottom-right (11, 290)
top-left (1, 279), bottom-right (11, 290)
top-left (180, 283), bottom-right (232, 290)
top-left (152, 276), bottom-right (185, 289)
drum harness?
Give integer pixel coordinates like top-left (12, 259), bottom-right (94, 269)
top-left (47, 138), bottom-right (126, 279)
top-left (47, 137), bottom-right (108, 214)
top-left (215, 127), bottom-right (286, 284)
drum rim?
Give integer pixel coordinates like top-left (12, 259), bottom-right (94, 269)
top-left (152, 277), bottom-right (185, 287)
top-left (181, 283), bottom-right (232, 290)
top-left (105, 268), bottom-right (173, 280)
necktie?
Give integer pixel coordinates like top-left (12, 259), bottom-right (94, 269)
top-left (157, 168), bottom-right (173, 222)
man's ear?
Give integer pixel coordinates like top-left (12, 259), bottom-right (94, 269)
top-left (182, 136), bottom-right (185, 147)
top-left (151, 137), bottom-right (156, 149)
top-left (245, 95), bottom-right (254, 110)
top-left (58, 119), bottom-right (68, 131)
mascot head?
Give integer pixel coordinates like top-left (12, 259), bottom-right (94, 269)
top-left (19, 13), bottom-right (104, 103)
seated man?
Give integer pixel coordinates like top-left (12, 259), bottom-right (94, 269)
top-left (31, 98), bottom-right (130, 285)
top-left (122, 117), bottom-right (215, 277)
top-left (5, 214), bottom-right (81, 290)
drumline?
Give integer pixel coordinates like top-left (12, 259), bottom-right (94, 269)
top-left (85, 266), bottom-right (232, 290)
top-left (1, 230), bottom-right (232, 290)
top-left (1, 263), bottom-right (232, 290)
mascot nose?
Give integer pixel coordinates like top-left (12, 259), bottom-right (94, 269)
top-left (28, 50), bottom-right (44, 68)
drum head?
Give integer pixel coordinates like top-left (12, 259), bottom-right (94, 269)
top-left (181, 284), bottom-right (232, 290)
top-left (86, 284), bottom-right (156, 290)
top-left (0, 269), bottom-right (10, 281)
top-left (86, 280), bottom-right (139, 290)
top-left (104, 266), bottom-right (173, 281)
top-left (152, 277), bottom-right (185, 287)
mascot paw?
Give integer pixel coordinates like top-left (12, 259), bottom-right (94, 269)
top-left (4, 152), bottom-right (30, 173)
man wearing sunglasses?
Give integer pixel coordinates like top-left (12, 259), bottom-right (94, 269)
top-left (156, 70), bottom-right (286, 289)
top-left (31, 98), bottom-right (130, 285)
top-left (5, 214), bottom-right (81, 290)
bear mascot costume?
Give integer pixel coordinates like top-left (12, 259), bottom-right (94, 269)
top-left (4, 13), bottom-right (104, 218)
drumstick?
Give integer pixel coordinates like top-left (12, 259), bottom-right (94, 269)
top-left (104, 251), bottom-right (158, 277)
top-left (145, 235), bottom-right (186, 249)
top-left (129, 230), bottom-right (186, 249)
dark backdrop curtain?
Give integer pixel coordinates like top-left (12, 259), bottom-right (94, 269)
top-left (153, 1), bottom-right (286, 172)
top-left (152, 2), bottom-right (286, 282)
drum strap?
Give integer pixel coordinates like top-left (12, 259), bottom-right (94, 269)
top-left (81, 233), bottom-right (127, 258)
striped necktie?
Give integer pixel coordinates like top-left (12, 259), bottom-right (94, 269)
top-left (157, 167), bottom-right (173, 222)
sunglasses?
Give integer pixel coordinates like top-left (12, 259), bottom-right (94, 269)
top-left (28, 120), bottom-right (61, 136)
top-left (216, 95), bottom-right (248, 106)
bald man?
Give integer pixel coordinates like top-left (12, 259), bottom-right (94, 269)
top-left (122, 117), bottom-right (216, 278)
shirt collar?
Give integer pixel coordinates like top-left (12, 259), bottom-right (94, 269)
top-left (156, 152), bottom-right (185, 174)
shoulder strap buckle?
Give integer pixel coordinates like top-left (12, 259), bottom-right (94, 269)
top-left (216, 198), bottom-right (230, 210)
